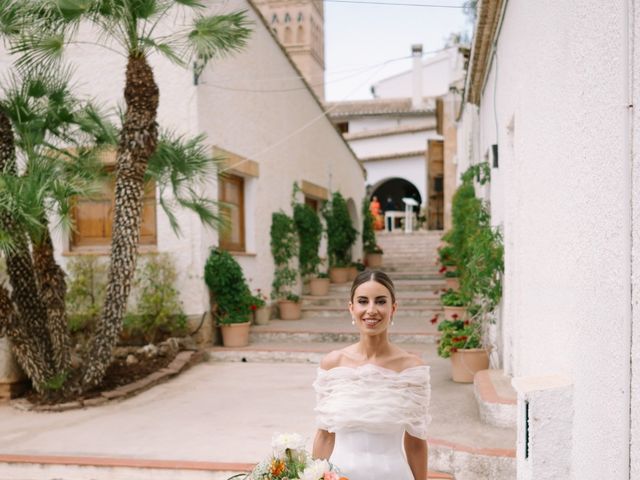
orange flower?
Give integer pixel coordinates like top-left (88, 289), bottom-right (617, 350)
top-left (270, 459), bottom-right (285, 476)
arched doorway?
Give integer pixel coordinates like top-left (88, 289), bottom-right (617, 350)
top-left (370, 178), bottom-right (422, 231)
top-left (370, 177), bottom-right (422, 213)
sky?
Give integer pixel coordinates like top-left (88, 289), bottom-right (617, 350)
top-left (323, 1), bottom-right (471, 101)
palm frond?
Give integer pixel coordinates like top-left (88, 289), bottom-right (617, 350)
top-left (146, 130), bottom-right (223, 236)
top-left (184, 11), bottom-right (252, 66)
top-left (0, 0), bottom-right (25, 38)
top-left (138, 37), bottom-right (185, 67)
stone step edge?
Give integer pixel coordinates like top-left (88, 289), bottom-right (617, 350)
top-left (0, 454), bottom-right (454, 479)
top-left (473, 369), bottom-right (517, 429)
top-left (10, 350), bottom-right (206, 413)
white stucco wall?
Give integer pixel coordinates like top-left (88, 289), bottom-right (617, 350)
top-left (364, 156), bottom-right (427, 206)
top-left (346, 115), bottom-right (431, 134)
top-left (372, 47), bottom-right (465, 99)
top-left (459, 1), bottom-right (636, 477)
top-left (348, 129), bottom-right (438, 158)
top-left (196, 0), bottom-right (365, 301)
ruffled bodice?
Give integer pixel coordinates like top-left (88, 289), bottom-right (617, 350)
top-left (313, 364), bottom-right (431, 440)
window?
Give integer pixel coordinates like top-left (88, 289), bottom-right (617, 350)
top-left (218, 174), bottom-right (245, 252)
top-left (284, 12), bottom-right (291, 23)
top-left (284, 26), bottom-right (292, 43)
top-left (271, 13), bottom-right (278, 24)
top-left (305, 197), bottom-right (319, 212)
top-left (71, 174), bottom-right (156, 249)
top-left (297, 12), bottom-right (303, 22)
top-left (296, 25), bottom-right (305, 43)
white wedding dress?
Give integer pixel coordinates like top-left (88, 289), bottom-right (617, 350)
top-left (313, 364), bottom-right (431, 480)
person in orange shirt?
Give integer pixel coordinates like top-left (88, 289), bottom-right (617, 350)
top-left (369, 196), bottom-right (384, 230)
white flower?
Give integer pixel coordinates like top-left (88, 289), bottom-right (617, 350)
top-left (271, 432), bottom-right (307, 460)
top-left (297, 459), bottom-right (331, 480)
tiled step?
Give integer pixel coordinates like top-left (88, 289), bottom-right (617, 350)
top-left (473, 370), bottom-right (517, 428)
top-left (302, 295), bottom-right (442, 307)
top-left (327, 280), bottom-right (445, 293)
top-left (301, 305), bottom-right (440, 318)
top-left (250, 329), bottom-right (439, 345)
top-left (209, 342), bottom-right (435, 363)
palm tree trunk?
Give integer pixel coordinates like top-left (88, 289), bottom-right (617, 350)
top-left (32, 229), bottom-right (71, 373)
top-left (0, 110), bottom-right (55, 392)
top-left (81, 55), bottom-right (159, 390)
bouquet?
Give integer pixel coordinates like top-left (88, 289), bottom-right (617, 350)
top-left (229, 433), bottom-right (348, 480)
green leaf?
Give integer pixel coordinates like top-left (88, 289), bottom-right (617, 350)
top-left (186, 11), bottom-right (252, 64)
top-left (56, 0), bottom-right (93, 21)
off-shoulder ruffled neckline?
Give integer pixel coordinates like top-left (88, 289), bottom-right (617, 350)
top-left (318, 363), bottom-right (429, 375)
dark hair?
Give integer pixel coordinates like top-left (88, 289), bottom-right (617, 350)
top-left (350, 270), bottom-right (396, 303)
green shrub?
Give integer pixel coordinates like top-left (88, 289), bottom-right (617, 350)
top-left (437, 321), bottom-right (481, 358)
top-left (204, 248), bottom-right (253, 324)
top-left (293, 202), bottom-right (322, 277)
top-left (323, 192), bottom-right (357, 267)
top-left (361, 197), bottom-right (377, 254)
top-left (440, 289), bottom-right (466, 307)
top-left (129, 253), bottom-right (188, 342)
top-left (65, 256), bottom-right (107, 333)
top-left (270, 211), bottom-right (299, 300)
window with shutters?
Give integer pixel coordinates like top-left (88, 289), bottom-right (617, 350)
top-left (218, 174), bottom-right (245, 252)
top-left (71, 174), bottom-right (157, 250)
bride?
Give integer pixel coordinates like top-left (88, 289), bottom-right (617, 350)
top-left (312, 270), bottom-right (431, 480)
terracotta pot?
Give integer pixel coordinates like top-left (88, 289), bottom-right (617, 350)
top-left (365, 253), bottom-right (383, 268)
top-left (253, 306), bottom-right (270, 325)
top-left (443, 305), bottom-right (467, 321)
top-left (444, 265), bottom-right (457, 273)
top-left (278, 300), bottom-right (302, 320)
top-left (347, 266), bottom-right (358, 281)
top-left (445, 277), bottom-right (460, 291)
top-left (220, 321), bottom-right (251, 347)
top-left (329, 267), bottom-right (349, 284)
top-left (450, 348), bottom-right (489, 383)
top-left (309, 277), bottom-right (330, 296)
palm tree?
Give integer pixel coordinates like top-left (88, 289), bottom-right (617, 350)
top-left (0, 65), bottom-right (114, 394)
top-left (10, 1), bottom-right (251, 390)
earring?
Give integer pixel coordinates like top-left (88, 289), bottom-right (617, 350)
top-left (351, 318), bottom-right (356, 325)
top-left (390, 317), bottom-right (395, 326)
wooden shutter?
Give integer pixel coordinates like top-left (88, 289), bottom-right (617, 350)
top-left (71, 176), bottom-right (157, 249)
top-left (218, 174), bottom-right (245, 252)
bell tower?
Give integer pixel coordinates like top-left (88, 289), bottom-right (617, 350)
top-left (254, 0), bottom-right (326, 101)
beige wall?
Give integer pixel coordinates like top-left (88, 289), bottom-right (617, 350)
top-left (442, 93), bottom-right (460, 231)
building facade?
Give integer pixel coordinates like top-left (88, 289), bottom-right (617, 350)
top-left (457, 0), bottom-right (640, 478)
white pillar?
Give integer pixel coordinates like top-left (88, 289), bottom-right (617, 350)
top-left (411, 44), bottom-right (423, 110)
top-left (512, 375), bottom-right (573, 480)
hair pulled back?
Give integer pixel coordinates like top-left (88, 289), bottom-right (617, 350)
top-left (350, 270), bottom-right (396, 303)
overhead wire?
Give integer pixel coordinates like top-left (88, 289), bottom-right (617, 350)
top-left (219, 60), bottom-right (393, 173)
top-left (323, 0), bottom-right (466, 7)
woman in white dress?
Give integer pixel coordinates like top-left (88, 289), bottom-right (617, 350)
top-left (312, 270), bottom-right (430, 480)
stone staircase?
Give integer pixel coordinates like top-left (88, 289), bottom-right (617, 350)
top-left (209, 230), bottom-right (517, 479)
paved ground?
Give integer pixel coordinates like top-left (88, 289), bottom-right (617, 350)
top-left (0, 349), bottom-right (515, 463)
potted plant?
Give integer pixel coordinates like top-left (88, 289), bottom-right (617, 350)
top-left (293, 196), bottom-right (325, 295)
top-left (437, 319), bottom-right (489, 383)
top-left (251, 289), bottom-right (270, 325)
top-left (445, 269), bottom-right (460, 291)
top-left (309, 271), bottom-right (330, 296)
top-left (204, 248), bottom-right (252, 347)
top-left (323, 192), bottom-right (357, 283)
top-left (271, 211), bottom-right (302, 320)
top-left (362, 197), bottom-right (383, 268)
top-left (440, 289), bottom-right (467, 320)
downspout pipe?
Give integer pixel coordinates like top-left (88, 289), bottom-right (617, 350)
top-left (627, 0), bottom-right (636, 477)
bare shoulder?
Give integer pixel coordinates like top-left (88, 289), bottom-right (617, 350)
top-left (400, 353), bottom-right (426, 369)
top-left (319, 349), bottom-right (346, 370)
top-left (389, 346), bottom-right (426, 372)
